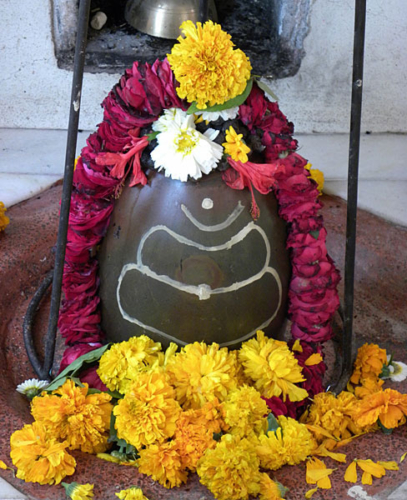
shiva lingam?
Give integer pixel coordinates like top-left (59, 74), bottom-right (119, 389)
top-left (98, 170), bottom-right (290, 348)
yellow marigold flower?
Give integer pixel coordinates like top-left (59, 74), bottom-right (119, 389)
top-left (31, 379), bottom-right (112, 454)
top-left (306, 457), bottom-right (335, 489)
top-left (223, 385), bottom-right (269, 438)
top-left (303, 391), bottom-right (362, 441)
top-left (197, 434), bottom-right (261, 500)
top-left (115, 487), bottom-right (150, 500)
top-left (354, 376), bottom-right (384, 399)
top-left (97, 335), bottom-right (162, 393)
top-left (10, 421), bottom-right (75, 485)
top-left (138, 440), bottom-right (187, 489)
top-left (193, 398), bottom-right (229, 434)
top-left (0, 202), bottom-right (10, 232)
top-left (165, 341), bottom-right (239, 409)
top-left (304, 163), bottom-right (324, 195)
top-left (222, 126), bottom-right (251, 163)
top-left (258, 473), bottom-right (286, 500)
top-left (114, 370), bottom-right (181, 449)
top-left (174, 410), bottom-right (217, 471)
top-left (256, 416), bottom-right (314, 470)
top-left (350, 343), bottom-right (387, 386)
top-left (167, 20), bottom-right (251, 109)
top-left (352, 388), bottom-right (407, 429)
top-left (62, 482), bottom-right (94, 500)
top-left (238, 331), bottom-right (308, 402)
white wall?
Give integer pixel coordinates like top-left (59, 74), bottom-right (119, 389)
top-left (0, 0), bottom-right (406, 133)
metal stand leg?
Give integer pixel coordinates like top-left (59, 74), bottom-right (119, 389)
top-left (23, 0), bottom-right (92, 380)
top-left (333, 0), bottom-right (367, 394)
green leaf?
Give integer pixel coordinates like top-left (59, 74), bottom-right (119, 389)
top-left (187, 78), bottom-right (254, 115)
top-left (45, 344), bottom-right (110, 392)
top-left (213, 431), bottom-right (223, 441)
top-left (266, 413), bottom-right (280, 433)
top-left (147, 130), bottom-right (160, 142)
top-left (277, 481), bottom-right (289, 498)
top-left (62, 481), bottom-right (79, 498)
top-left (310, 230), bottom-right (320, 240)
top-left (108, 412), bottom-right (118, 443)
top-left (70, 377), bottom-right (84, 388)
top-left (107, 389), bottom-right (124, 399)
top-left (380, 365), bottom-right (391, 379)
top-left (256, 79), bottom-right (279, 101)
top-left (87, 388), bottom-right (102, 394)
top-left (44, 376), bottom-right (67, 393)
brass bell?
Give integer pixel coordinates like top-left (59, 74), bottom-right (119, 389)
top-left (125, 0), bottom-right (218, 40)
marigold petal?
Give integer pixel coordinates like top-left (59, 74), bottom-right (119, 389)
top-left (356, 459), bottom-right (386, 478)
top-left (344, 461), bottom-right (358, 483)
top-left (305, 354), bottom-right (323, 366)
top-left (305, 487), bottom-right (318, 499)
top-left (361, 471), bottom-right (372, 485)
top-left (317, 475), bottom-right (332, 489)
top-left (400, 452), bottom-right (407, 463)
top-left (0, 460), bottom-right (7, 470)
top-left (378, 461), bottom-right (399, 471)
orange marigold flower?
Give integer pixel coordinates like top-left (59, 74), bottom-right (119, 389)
top-left (354, 376), bottom-right (384, 399)
top-left (174, 410), bottom-right (217, 471)
top-left (0, 201), bottom-right (10, 232)
top-left (10, 421), bottom-right (76, 485)
top-left (350, 343), bottom-right (387, 386)
top-left (138, 441), bottom-right (187, 489)
top-left (352, 388), bottom-right (407, 429)
top-left (31, 379), bottom-right (112, 454)
top-left (258, 473), bottom-right (286, 500)
top-left (113, 370), bottom-right (181, 449)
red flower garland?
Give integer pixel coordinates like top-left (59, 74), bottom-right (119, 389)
top-left (58, 59), bottom-right (340, 388)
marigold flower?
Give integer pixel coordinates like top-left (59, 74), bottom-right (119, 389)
top-left (166, 341), bottom-right (239, 409)
top-left (223, 126), bottom-right (251, 163)
top-left (138, 441), bottom-right (187, 488)
top-left (304, 163), bottom-right (324, 195)
top-left (115, 487), bottom-right (150, 500)
top-left (167, 21), bottom-right (251, 109)
top-left (354, 376), bottom-right (384, 399)
top-left (223, 385), bottom-right (269, 437)
top-left (62, 482), bottom-right (94, 500)
top-left (352, 388), bottom-right (407, 429)
top-left (305, 457), bottom-right (334, 489)
top-left (114, 370), bottom-right (181, 449)
top-left (174, 410), bottom-right (217, 471)
top-left (350, 343), bottom-right (387, 386)
top-left (0, 201), bottom-right (10, 232)
top-left (197, 434), bottom-right (261, 500)
top-left (97, 335), bottom-right (162, 393)
top-left (303, 391), bottom-right (362, 441)
top-left (258, 473), bottom-right (286, 500)
top-left (10, 421), bottom-right (76, 485)
top-left (256, 416), bottom-right (314, 470)
top-left (31, 379), bottom-right (112, 454)
top-left (239, 331), bottom-right (308, 402)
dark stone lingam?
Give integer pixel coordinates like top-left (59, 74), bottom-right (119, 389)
top-left (98, 170), bottom-right (291, 348)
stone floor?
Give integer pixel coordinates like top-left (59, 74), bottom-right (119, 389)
top-left (0, 181), bottom-right (406, 499)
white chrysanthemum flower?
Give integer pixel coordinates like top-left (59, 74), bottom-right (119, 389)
top-left (195, 106), bottom-right (239, 123)
top-left (16, 378), bottom-right (49, 399)
top-left (151, 108), bottom-right (223, 182)
top-left (152, 107), bottom-right (185, 132)
top-left (389, 361), bottom-right (407, 382)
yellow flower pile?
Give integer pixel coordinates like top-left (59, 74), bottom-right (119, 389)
top-left (167, 21), bottom-right (251, 109)
top-left (31, 379), bottom-right (112, 454)
top-left (116, 487), bottom-right (150, 500)
top-left (0, 201), bottom-right (10, 232)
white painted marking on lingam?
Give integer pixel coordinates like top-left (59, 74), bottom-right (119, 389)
top-left (73, 90), bottom-right (81, 112)
top-left (116, 202), bottom-right (282, 346)
top-left (347, 486), bottom-right (374, 500)
top-left (181, 201), bottom-right (244, 232)
top-left (201, 198), bottom-right (214, 209)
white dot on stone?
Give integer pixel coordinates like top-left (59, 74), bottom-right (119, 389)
top-left (202, 198), bottom-right (214, 210)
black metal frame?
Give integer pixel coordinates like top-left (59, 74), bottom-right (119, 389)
top-left (23, 0), bottom-right (367, 385)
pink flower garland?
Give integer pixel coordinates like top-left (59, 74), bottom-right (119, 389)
top-left (58, 59), bottom-right (340, 390)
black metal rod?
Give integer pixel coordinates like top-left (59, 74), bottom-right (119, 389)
top-left (23, 271), bottom-right (53, 379)
top-left (334, 0), bottom-right (367, 393)
top-left (40, 0), bottom-right (92, 379)
top-left (198, 0), bottom-right (209, 23)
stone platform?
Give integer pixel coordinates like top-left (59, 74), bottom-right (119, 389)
top-left (0, 184), bottom-right (406, 499)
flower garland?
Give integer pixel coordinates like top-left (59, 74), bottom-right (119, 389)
top-left (57, 20), bottom-right (340, 375)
